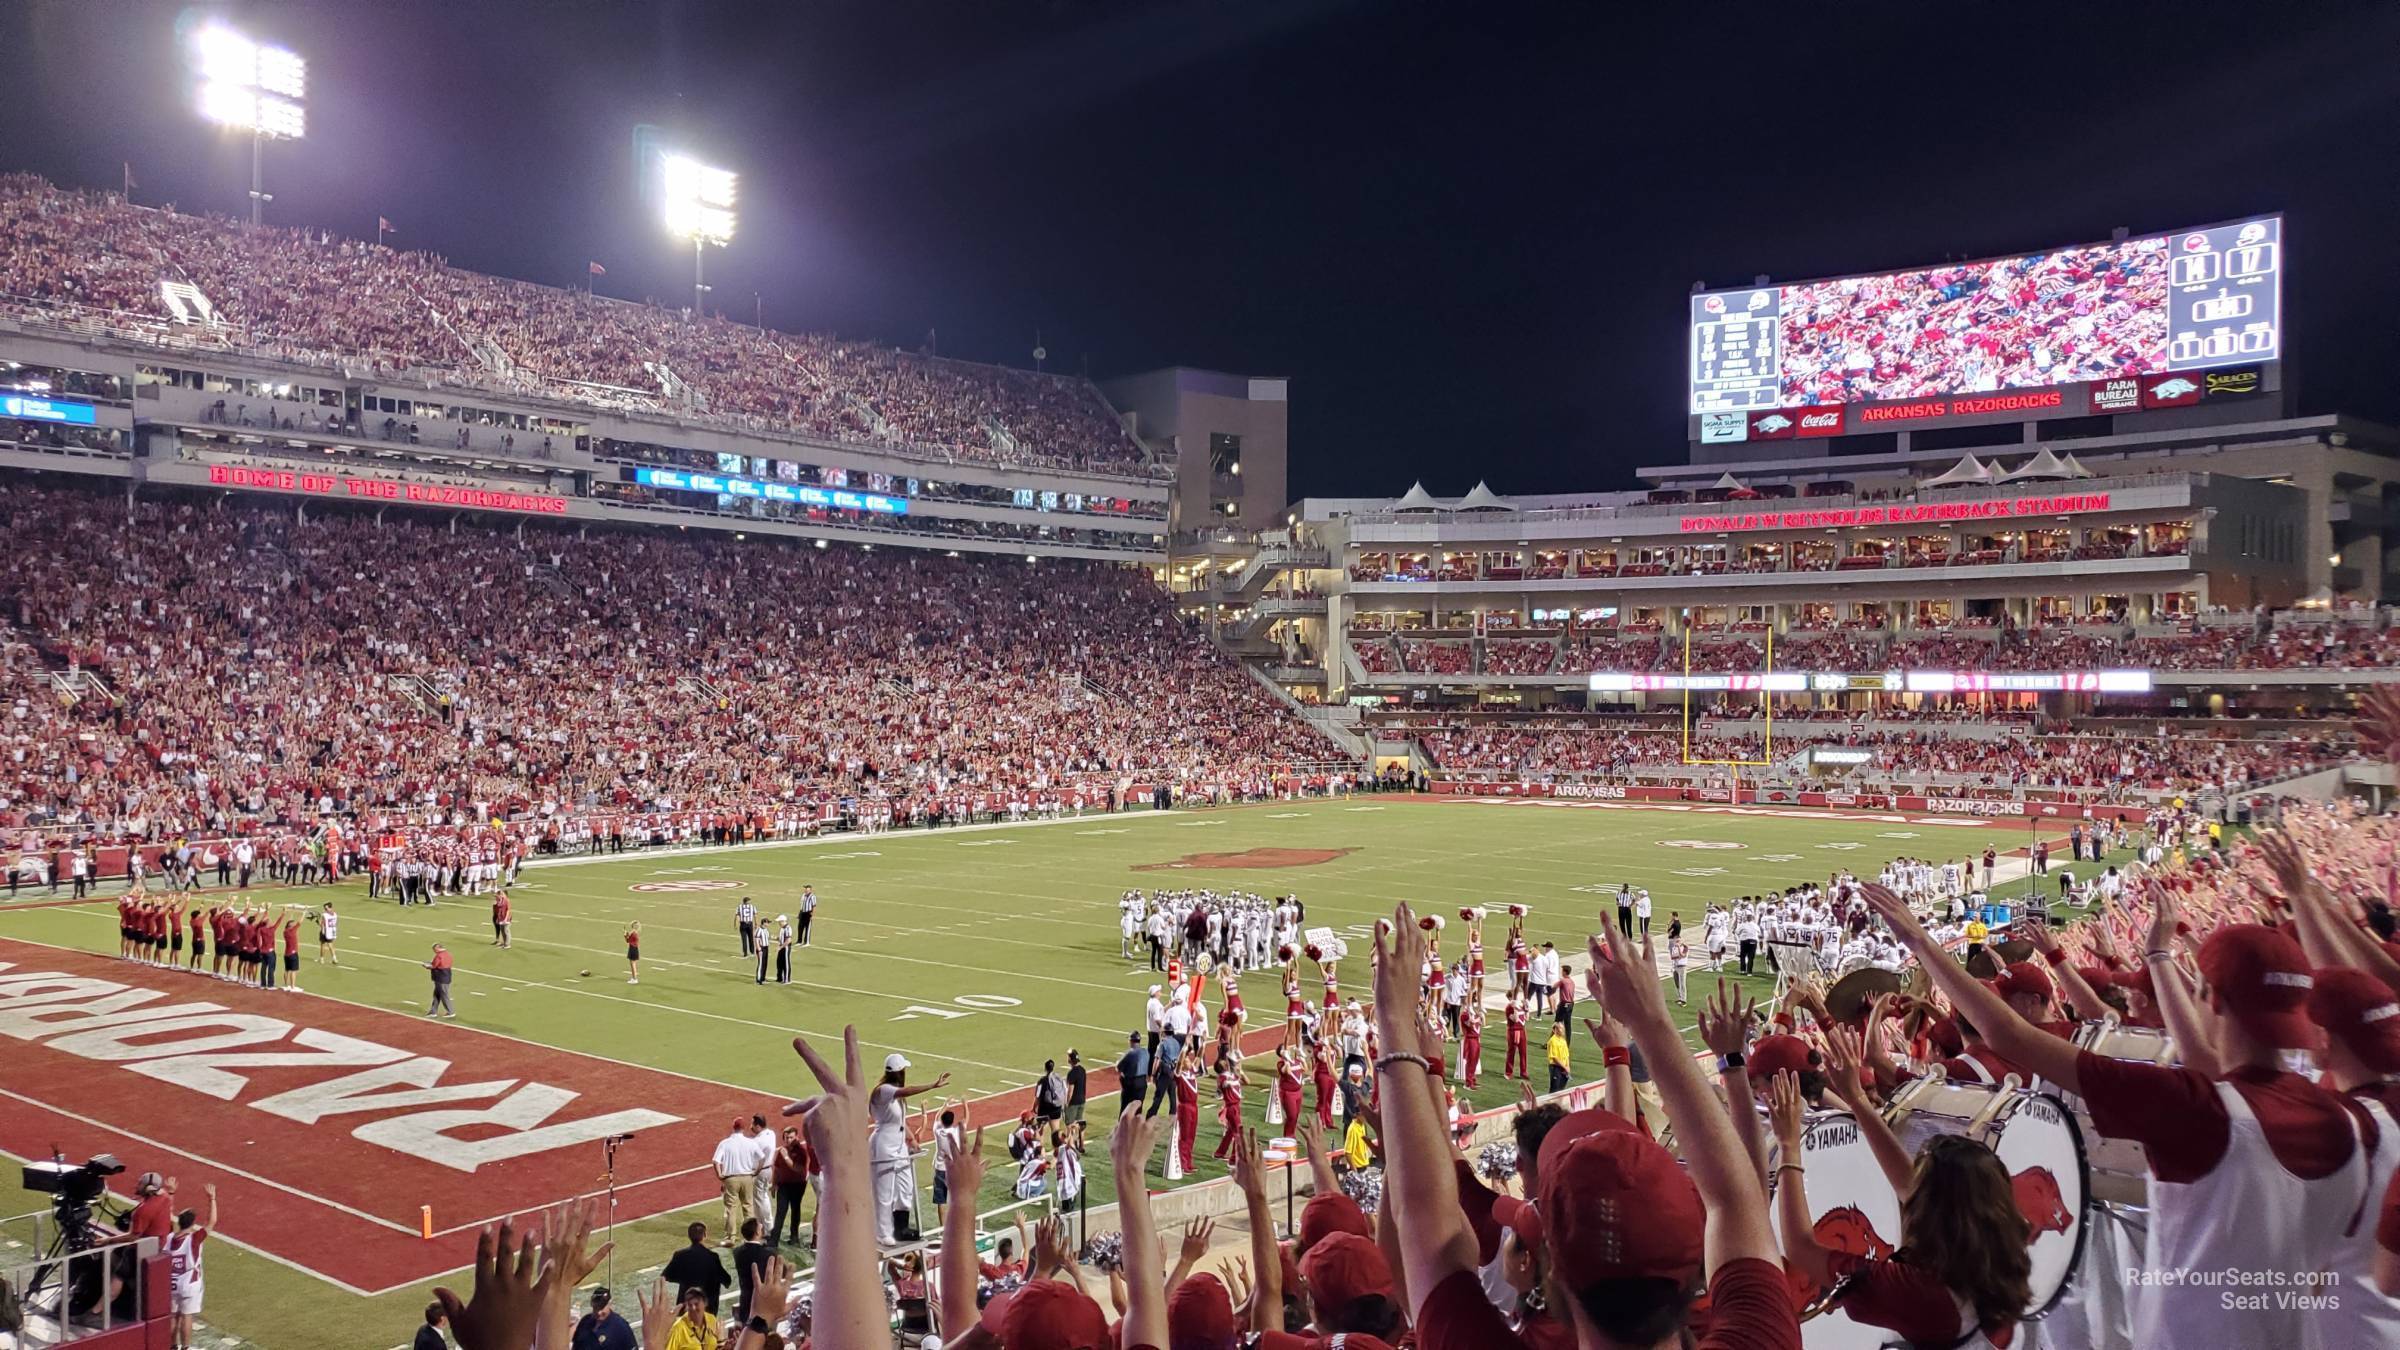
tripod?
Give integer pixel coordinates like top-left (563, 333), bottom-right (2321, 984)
top-left (601, 1135), bottom-right (630, 1293)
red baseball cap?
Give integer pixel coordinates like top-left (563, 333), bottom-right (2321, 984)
top-left (1167, 1271), bottom-right (1238, 1350)
top-left (1996, 961), bottom-right (2055, 1006)
top-left (1299, 1231), bottom-right (1397, 1310)
top-left (1747, 1033), bottom-right (1816, 1084)
top-left (2112, 964), bottom-right (2157, 1000)
top-left (994, 1279), bottom-right (1111, 1350)
top-left (1295, 1191), bottom-right (1370, 1257)
top-left (1535, 1112), bottom-right (1705, 1289)
top-left (1490, 1193), bottom-right (1545, 1249)
top-left (2308, 967), bottom-right (2400, 1073)
top-left (2198, 925), bottom-right (2319, 1049)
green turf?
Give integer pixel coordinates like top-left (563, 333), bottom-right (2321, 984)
top-left (0, 796), bottom-right (2122, 1350)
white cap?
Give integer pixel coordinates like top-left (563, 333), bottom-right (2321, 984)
top-left (776, 915), bottom-right (789, 924)
top-left (884, 1053), bottom-right (911, 1072)
top-left (1149, 984), bottom-right (1162, 996)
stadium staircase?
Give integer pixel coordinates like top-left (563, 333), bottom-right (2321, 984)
top-left (1243, 664), bottom-right (1367, 758)
top-left (526, 562), bottom-right (577, 601)
top-left (384, 673), bottom-right (438, 713)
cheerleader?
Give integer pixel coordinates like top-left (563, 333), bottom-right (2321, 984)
top-left (1459, 1002), bottom-right (1485, 1088)
top-left (1283, 964), bottom-right (1307, 1043)
top-left (1211, 1052), bottom-right (1246, 1160)
top-left (1667, 918), bottom-right (1690, 1003)
top-left (1172, 1054), bottom-right (1201, 1175)
top-left (624, 921), bottom-right (641, 984)
top-left (1506, 920), bottom-right (1531, 997)
top-left (1275, 1044), bottom-right (1306, 1126)
top-left (1312, 1041), bottom-right (1339, 1129)
top-left (1465, 913), bottom-right (1488, 1001)
top-left (774, 916), bottom-right (794, 985)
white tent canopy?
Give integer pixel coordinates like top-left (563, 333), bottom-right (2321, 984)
top-left (1711, 472), bottom-right (1746, 491)
top-left (1997, 447), bottom-right (2076, 481)
top-left (1454, 481), bottom-right (1518, 512)
top-left (2058, 453), bottom-right (2098, 479)
top-left (1392, 481), bottom-right (1446, 512)
top-left (1920, 455), bottom-right (1994, 488)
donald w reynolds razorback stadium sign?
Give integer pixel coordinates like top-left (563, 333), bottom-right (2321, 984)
top-left (1678, 492), bottom-right (2111, 534)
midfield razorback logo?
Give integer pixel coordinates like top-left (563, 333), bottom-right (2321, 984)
top-left (0, 940), bottom-right (759, 1293)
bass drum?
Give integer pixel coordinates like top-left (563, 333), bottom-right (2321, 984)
top-left (1768, 1110), bottom-right (1903, 1350)
top-left (1978, 1090), bottom-right (2090, 1316)
top-left (1887, 1077), bottom-right (2091, 1322)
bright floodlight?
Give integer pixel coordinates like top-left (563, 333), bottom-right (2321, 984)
top-left (661, 154), bottom-right (737, 245)
top-left (190, 23), bottom-right (305, 139)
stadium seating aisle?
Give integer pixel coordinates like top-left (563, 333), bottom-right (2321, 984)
top-left (0, 175), bottom-right (1150, 475)
top-left (0, 480), bottom-right (1330, 843)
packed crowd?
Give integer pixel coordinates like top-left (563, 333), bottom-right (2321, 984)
top-left (1774, 238), bottom-right (2171, 405)
top-left (0, 176), bottom-right (1149, 475)
top-left (1415, 716), bottom-right (2349, 793)
top-left (0, 480), bottom-right (1335, 844)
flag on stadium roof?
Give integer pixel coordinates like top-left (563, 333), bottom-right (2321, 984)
top-left (589, 260), bottom-right (607, 276)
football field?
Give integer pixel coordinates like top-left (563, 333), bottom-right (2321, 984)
top-left (0, 795), bottom-right (2097, 1350)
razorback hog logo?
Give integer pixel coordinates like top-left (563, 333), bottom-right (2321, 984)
top-left (1133, 847), bottom-right (1359, 872)
top-left (2146, 377), bottom-right (2199, 399)
top-left (2011, 1166), bottom-right (2073, 1237)
top-left (1786, 1205), bottom-right (1896, 1307)
top-left (1754, 414), bottom-right (1794, 434)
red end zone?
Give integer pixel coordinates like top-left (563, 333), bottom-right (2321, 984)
top-left (0, 938), bottom-right (765, 1294)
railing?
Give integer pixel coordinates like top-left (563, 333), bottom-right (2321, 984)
top-left (1342, 469), bottom-right (2202, 528)
top-left (0, 1231), bottom-right (166, 1345)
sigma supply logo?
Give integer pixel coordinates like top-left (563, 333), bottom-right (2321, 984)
top-left (2088, 377), bottom-right (2142, 413)
top-left (2138, 375), bottom-right (2204, 409)
top-left (1747, 410), bottom-right (1797, 441)
top-left (1699, 411), bottom-right (1747, 444)
top-left (1824, 793), bottom-right (1859, 806)
top-left (1794, 407), bottom-right (1844, 438)
top-left (2202, 366), bottom-right (2263, 400)
top-left (1551, 783), bottom-right (1628, 800)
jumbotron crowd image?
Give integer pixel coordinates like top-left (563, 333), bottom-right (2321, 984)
top-left (1, 4), bottom-right (2397, 1350)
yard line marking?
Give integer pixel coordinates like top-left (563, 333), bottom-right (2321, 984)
top-left (519, 806), bottom-right (1197, 875)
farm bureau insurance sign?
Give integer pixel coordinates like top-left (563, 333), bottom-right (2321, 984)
top-left (1678, 492), bottom-right (2111, 535)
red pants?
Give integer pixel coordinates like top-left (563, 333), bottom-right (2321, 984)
top-left (1315, 1081), bottom-right (1336, 1128)
top-left (1279, 1084), bottom-right (1303, 1125)
top-left (1462, 1031), bottom-right (1482, 1086)
top-left (1176, 1098), bottom-right (1199, 1171)
top-left (1214, 1106), bottom-right (1242, 1159)
top-left (1506, 1030), bottom-right (1528, 1079)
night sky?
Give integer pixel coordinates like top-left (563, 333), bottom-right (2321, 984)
top-left (3, 1), bottom-right (2396, 499)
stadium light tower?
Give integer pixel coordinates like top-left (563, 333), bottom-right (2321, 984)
top-left (189, 23), bottom-right (305, 225)
top-left (659, 154), bottom-right (736, 314)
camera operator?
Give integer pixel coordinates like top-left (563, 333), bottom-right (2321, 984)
top-left (122, 1171), bottom-right (176, 1246)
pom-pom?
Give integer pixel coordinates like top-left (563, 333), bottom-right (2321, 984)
top-left (1078, 1230), bottom-right (1126, 1274)
top-left (1507, 905), bottom-right (1527, 918)
top-left (1278, 943), bottom-right (1295, 962)
top-left (1337, 1165), bottom-right (1385, 1216)
top-left (1459, 907), bottom-right (1480, 922)
top-left (1304, 944), bottom-right (1322, 962)
top-left (1476, 1141), bottom-right (1520, 1182)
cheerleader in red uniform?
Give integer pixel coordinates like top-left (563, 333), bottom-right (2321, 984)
top-left (1276, 1043), bottom-right (1306, 1125)
top-left (1211, 1053), bottom-right (1246, 1159)
top-left (1504, 993), bottom-right (1530, 1080)
top-left (1460, 1002), bottom-right (1485, 1088)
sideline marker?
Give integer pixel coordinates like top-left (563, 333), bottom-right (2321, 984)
top-left (421, 1205), bottom-right (434, 1239)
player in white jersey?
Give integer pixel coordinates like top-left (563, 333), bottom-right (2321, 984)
top-left (1703, 905), bottom-right (1731, 970)
top-left (166, 1183), bottom-right (217, 1347)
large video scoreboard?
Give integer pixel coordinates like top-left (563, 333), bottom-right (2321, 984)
top-left (1689, 215), bottom-right (2282, 442)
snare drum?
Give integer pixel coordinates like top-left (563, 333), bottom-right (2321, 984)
top-left (1769, 1110), bottom-right (1903, 1350)
top-left (1884, 1077), bottom-right (2091, 1320)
